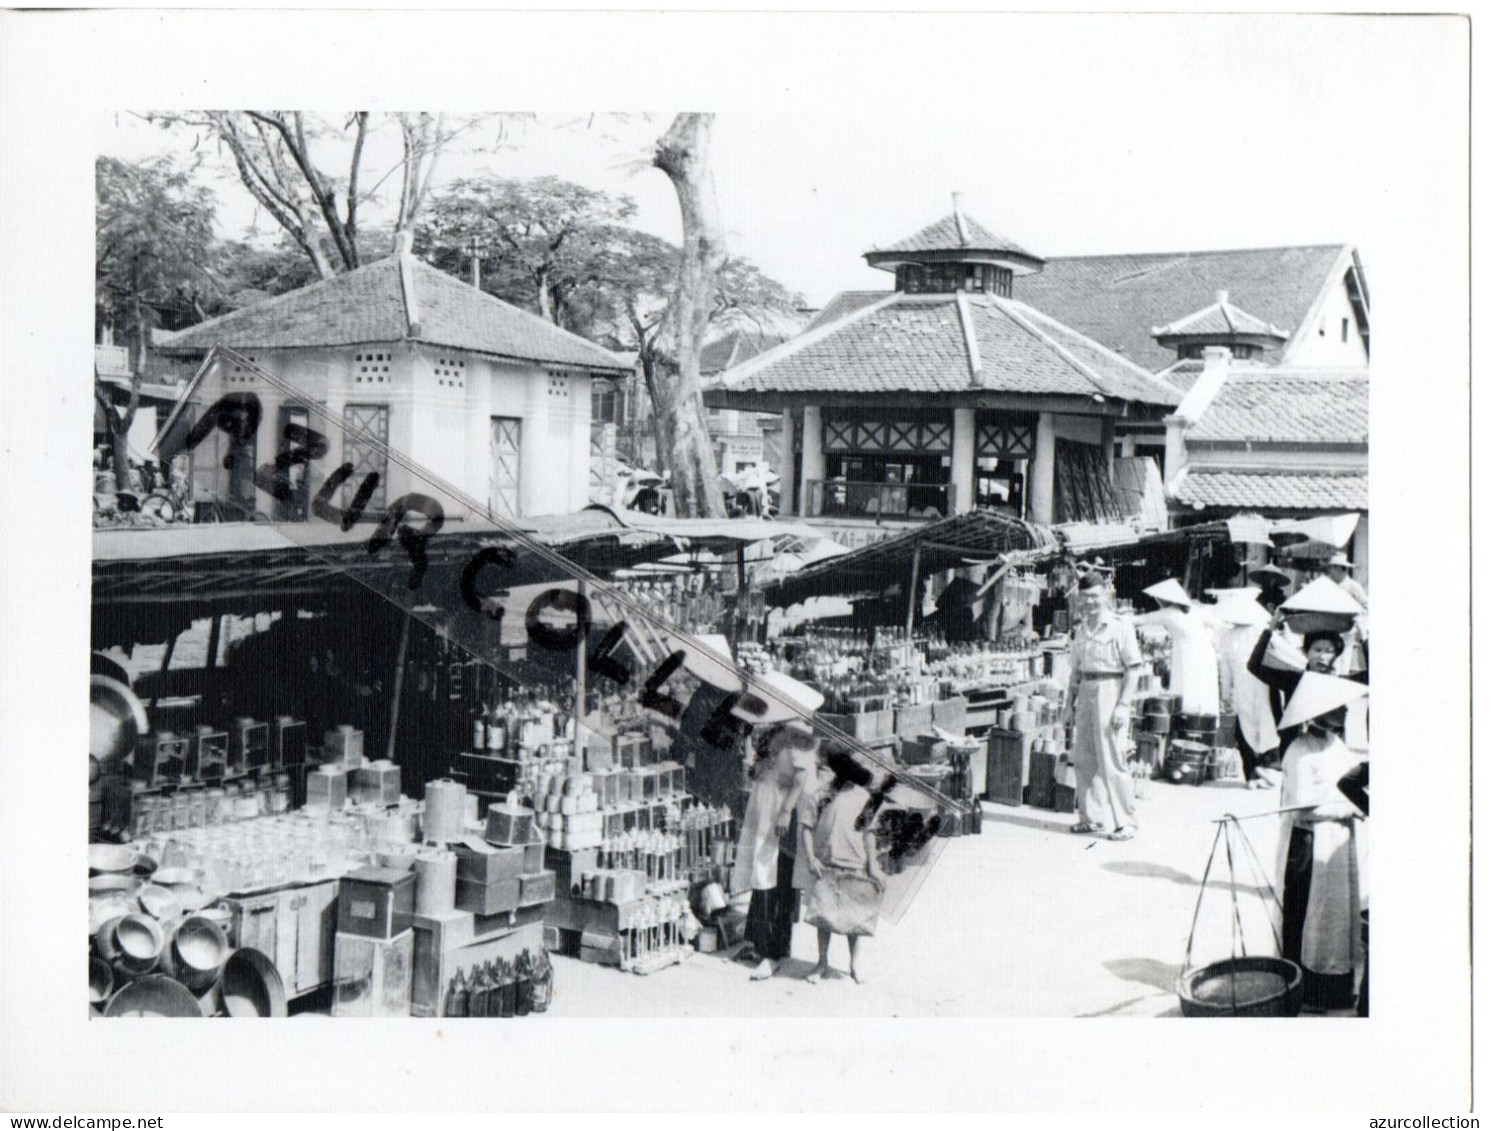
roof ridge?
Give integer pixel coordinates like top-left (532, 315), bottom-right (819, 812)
top-left (1003, 298), bottom-right (1184, 400)
top-left (161, 255), bottom-right (400, 343)
top-left (716, 291), bottom-right (902, 388)
top-left (989, 297), bottom-right (1114, 398)
top-left (1038, 243), bottom-right (1351, 263)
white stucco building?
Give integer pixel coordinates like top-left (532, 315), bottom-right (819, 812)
top-left (156, 242), bottom-right (630, 520)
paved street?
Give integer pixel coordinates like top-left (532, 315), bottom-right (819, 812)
top-left (548, 774), bottom-right (1308, 1017)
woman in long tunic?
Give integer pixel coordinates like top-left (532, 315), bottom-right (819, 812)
top-left (1273, 675), bottom-right (1366, 1012)
top-left (1133, 580), bottom-right (1220, 716)
top-left (731, 722), bottom-right (817, 980)
top-left (1216, 605), bottom-right (1280, 788)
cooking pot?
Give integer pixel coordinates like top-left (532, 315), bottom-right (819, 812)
top-left (113, 913), bottom-right (165, 976)
top-left (164, 914), bottom-right (230, 991)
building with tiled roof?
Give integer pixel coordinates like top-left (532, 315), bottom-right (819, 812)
top-left (156, 241), bottom-right (630, 520)
top-left (1015, 244), bottom-right (1369, 373)
top-left (706, 198), bottom-right (1187, 528)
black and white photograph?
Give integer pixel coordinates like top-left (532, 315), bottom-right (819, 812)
top-left (0, 6), bottom-right (1473, 1118)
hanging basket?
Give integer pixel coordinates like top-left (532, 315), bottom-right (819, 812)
top-left (1177, 956), bottom-right (1302, 1017)
top-left (1177, 815), bottom-right (1301, 1018)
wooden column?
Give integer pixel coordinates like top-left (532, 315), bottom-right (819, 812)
top-left (1029, 412), bottom-right (1057, 525)
top-left (905, 544), bottom-right (923, 635)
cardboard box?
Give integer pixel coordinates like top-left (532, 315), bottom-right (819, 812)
top-left (931, 696), bottom-right (969, 735)
top-left (332, 929), bottom-right (413, 1017)
top-left (523, 835), bottom-right (545, 875)
top-left (820, 708), bottom-right (893, 741)
top-left (338, 866), bottom-right (416, 939)
top-left (519, 871), bottom-right (557, 907)
top-left (452, 837), bottom-right (526, 885)
top-left (455, 876), bottom-right (521, 916)
top-left (323, 726), bottom-right (365, 769)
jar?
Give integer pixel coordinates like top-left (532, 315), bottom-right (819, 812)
top-left (131, 791), bottom-right (156, 840)
top-left (186, 789), bottom-right (208, 829)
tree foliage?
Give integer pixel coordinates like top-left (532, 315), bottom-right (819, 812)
top-left (146, 111), bottom-right (499, 277)
top-left (418, 174), bottom-right (637, 328)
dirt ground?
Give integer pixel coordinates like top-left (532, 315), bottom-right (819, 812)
top-left (545, 772), bottom-right (1364, 1018)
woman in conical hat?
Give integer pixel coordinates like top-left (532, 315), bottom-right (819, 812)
top-left (1215, 597), bottom-right (1279, 790)
top-left (1134, 578), bottom-right (1220, 716)
top-left (1273, 672), bottom-right (1368, 1012)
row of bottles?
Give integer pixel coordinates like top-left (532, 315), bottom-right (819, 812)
top-left (441, 949), bottom-right (553, 1017)
top-left (472, 686), bottom-right (573, 756)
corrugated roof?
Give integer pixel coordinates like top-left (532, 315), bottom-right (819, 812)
top-left (873, 212), bottom-right (1040, 261)
top-left (159, 254), bottom-right (630, 373)
top-left (714, 293), bottom-right (1180, 406)
top-left (1016, 244), bottom-right (1351, 372)
top-left (1170, 469), bottom-right (1367, 510)
top-left (1187, 370), bottom-right (1368, 444)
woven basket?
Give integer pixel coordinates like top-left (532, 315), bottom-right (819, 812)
top-left (1177, 956), bottom-right (1302, 1017)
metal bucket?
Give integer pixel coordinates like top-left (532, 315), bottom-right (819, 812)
top-left (164, 914), bottom-right (230, 991)
top-left (90, 957), bottom-right (114, 1011)
top-left (221, 948), bottom-right (288, 1018)
top-left (1164, 740), bottom-right (1211, 786)
top-left (113, 914), bottom-right (165, 977)
top-left (1177, 957), bottom-right (1302, 1017)
top-left (102, 973), bottom-right (205, 1018)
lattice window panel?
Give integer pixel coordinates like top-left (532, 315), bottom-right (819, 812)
top-left (489, 416), bottom-right (522, 519)
top-left (353, 351), bottom-right (393, 386)
top-left (824, 419), bottom-right (856, 452)
top-left (1054, 438), bottom-right (1122, 524)
top-left (824, 415), bottom-right (951, 454)
top-left (342, 404), bottom-right (390, 514)
top-left (976, 414), bottom-right (1037, 459)
top-left (434, 355), bottom-right (466, 390)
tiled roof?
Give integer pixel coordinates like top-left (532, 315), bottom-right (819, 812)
top-left (872, 213), bottom-right (1040, 261)
top-left (805, 291), bottom-right (887, 332)
top-left (1157, 358), bottom-right (1206, 394)
top-left (1187, 370), bottom-right (1367, 444)
top-left (159, 254), bottom-right (630, 373)
top-left (1153, 294), bottom-right (1289, 341)
top-left (700, 330), bottom-right (790, 376)
top-left (1016, 245), bottom-right (1351, 372)
top-left (713, 293), bottom-right (1180, 406)
top-left (1171, 469), bottom-right (1367, 511)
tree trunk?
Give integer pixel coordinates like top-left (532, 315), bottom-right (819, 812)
top-left (652, 113), bottom-right (727, 519)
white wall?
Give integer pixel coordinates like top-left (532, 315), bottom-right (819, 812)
top-left (1287, 272), bottom-right (1370, 367)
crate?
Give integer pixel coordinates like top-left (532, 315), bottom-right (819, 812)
top-left (985, 729), bottom-right (1028, 807)
top-left (230, 719), bottom-right (270, 776)
top-left (410, 918), bottom-right (544, 1018)
top-left (1051, 783), bottom-right (1077, 813)
top-left (452, 840), bottom-right (526, 885)
top-left (894, 703), bottom-right (934, 738)
top-left (451, 753), bottom-right (524, 797)
top-left (820, 708), bottom-right (893, 742)
top-left (332, 929), bottom-right (413, 1017)
top-left (338, 867), bottom-right (415, 940)
top-left (1025, 750), bottom-right (1060, 810)
top-left (519, 871), bottom-right (557, 907)
top-left (134, 732), bottom-right (188, 786)
top-left (900, 734), bottom-right (949, 767)
top-left (455, 877), bottom-right (521, 916)
top-left (931, 696), bottom-right (969, 735)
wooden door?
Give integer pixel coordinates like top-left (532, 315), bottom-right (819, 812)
top-left (489, 416), bottom-right (522, 518)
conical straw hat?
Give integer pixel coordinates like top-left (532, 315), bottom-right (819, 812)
top-left (1281, 576), bottom-right (1363, 616)
top-left (1143, 578), bottom-right (1191, 607)
top-left (1279, 671), bottom-right (1369, 730)
top-left (679, 633), bottom-right (745, 692)
top-left (749, 669), bottom-right (826, 725)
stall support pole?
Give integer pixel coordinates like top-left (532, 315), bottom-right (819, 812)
top-left (205, 613), bottom-right (222, 670)
top-left (386, 611), bottom-right (412, 761)
top-left (575, 579), bottom-right (589, 734)
top-left (905, 544), bottom-right (923, 635)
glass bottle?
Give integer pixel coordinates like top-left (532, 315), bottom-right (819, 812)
top-left (494, 960), bottom-right (516, 1018)
top-left (531, 949), bottom-right (553, 1013)
top-left (514, 950), bottom-right (534, 1016)
top-left (468, 963), bottom-right (490, 1018)
top-left (444, 968), bottom-right (469, 1018)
